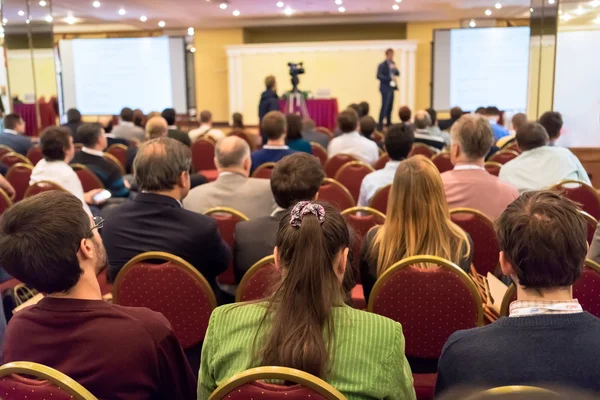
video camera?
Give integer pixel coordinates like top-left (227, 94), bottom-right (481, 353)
top-left (288, 62), bottom-right (305, 77)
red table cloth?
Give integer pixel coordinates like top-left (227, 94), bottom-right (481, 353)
top-left (13, 103), bottom-right (57, 137)
top-left (279, 98), bottom-right (339, 131)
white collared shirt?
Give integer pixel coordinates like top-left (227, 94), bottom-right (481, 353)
top-left (327, 131), bottom-right (380, 165)
top-left (82, 147), bottom-right (104, 157)
top-left (263, 145), bottom-right (290, 150)
top-left (188, 124), bottom-right (225, 143)
top-left (358, 160), bottom-right (402, 207)
top-left (3, 129), bottom-right (19, 136)
top-left (120, 121), bottom-right (134, 127)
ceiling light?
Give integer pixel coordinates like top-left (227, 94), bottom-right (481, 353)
top-left (283, 6), bottom-right (294, 15)
top-left (575, 6), bottom-right (587, 15)
top-left (469, 19), bottom-right (477, 27)
top-left (2, 18), bottom-right (7, 24)
top-left (335, 0), bottom-right (342, 4)
top-left (188, 27), bottom-right (195, 35)
top-left (393, 4), bottom-right (400, 10)
top-left (39, 0), bottom-right (47, 6)
top-left (530, 8), bottom-right (534, 12)
top-left (233, 9), bottom-right (241, 16)
top-left (118, 8), bottom-right (126, 15)
top-left (25, 19), bottom-right (30, 24)
top-left (485, 9), bottom-right (492, 16)
top-left (190, 47), bottom-right (196, 53)
top-left (395, 0), bottom-right (402, 2)
top-left (276, 2), bottom-right (285, 7)
top-left (338, 6), bottom-right (345, 12)
top-left (92, 1), bottom-right (101, 8)
top-left (219, 3), bottom-right (228, 9)
top-left (140, 15), bottom-right (147, 21)
top-left (560, 13), bottom-right (572, 21)
top-left (592, 0), bottom-right (600, 8)
top-left (559, 9), bottom-right (563, 14)
top-left (66, 15), bottom-right (76, 24)
top-left (548, 0), bottom-right (555, 4)
top-left (17, 10), bottom-right (24, 16)
top-left (158, 20), bottom-right (166, 27)
top-left (45, 14), bottom-right (53, 22)
top-left (495, 3), bottom-right (502, 9)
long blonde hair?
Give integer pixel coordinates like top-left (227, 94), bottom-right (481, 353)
top-left (369, 155), bottom-right (470, 276)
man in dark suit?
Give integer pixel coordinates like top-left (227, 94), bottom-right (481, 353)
top-left (0, 114), bottom-right (32, 155)
top-left (258, 75), bottom-right (280, 144)
top-left (234, 153), bottom-right (324, 281)
top-left (61, 108), bottom-right (82, 140)
top-left (162, 108), bottom-right (191, 147)
top-left (438, 106), bottom-right (464, 132)
top-left (102, 137), bottom-right (231, 299)
top-left (377, 48), bottom-right (400, 131)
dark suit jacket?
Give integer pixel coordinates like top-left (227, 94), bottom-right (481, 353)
top-left (377, 60), bottom-right (400, 93)
top-left (0, 131), bottom-right (32, 156)
top-left (168, 129), bottom-right (191, 147)
top-left (438, 118), bottom-right (458, 132)
top-left (102, 193), bottom-right (231, 298)
top-left (62, 122), bottom-right (82, 141)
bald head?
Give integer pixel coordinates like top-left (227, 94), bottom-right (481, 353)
top-left (215, 136), bottom-right (251, 175)
top-left (145, 116), bottom-right (168, 140)
top-left (414, 110), bottom-right (432, 129)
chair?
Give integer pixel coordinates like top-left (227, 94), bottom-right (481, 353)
top-left (501, 142), bottom-right (521, 153)
top-left (102, 152), bottom-right (125, 175)
top-left (6, 163), bottom-right (33, 202)
top-left (334, 161), bottom-right (375, 203)
top-left (113, 251), bottom-right (217, 349)
top-left (368, 255), bottom-right (483, 400)
top-left (315, 126), bottom-right (334, 139)
top-left (374, 153), bottom-right (390, 170)
top-left (0, 144), bottom-right (14, 158)
top-left (488, 149), bottom-right (519, 165)
top-left (371, 130), bottom-right (385, 145)
top-left (228, 130), bottom-right (255, 151)
top-left (24, 181), bottom-right (65, 198)
top-left (472, 386), bottom-right (557, 399)
top-left (573, 259), bottom-right (600, 318)
top-left (25, 146), bottom-right (43, 166)
top-left (318, 178), bottom-right (355, 211)
top-left (0, 361), bottom-right (97, 400)
top-left (432, 152), bottom-right (454, 173)
top-left (368, 184), bottom-right (391, 214)
top-left (499, 283), bottom-right (517, 317)
top-left (208, 366), bottom-right (346, 400)
top-left (204, 208), bottom-right (250, 286)
top-left (72, 164), bottom-right (104, 192)
top-left (0, 188), bottom-right (12, 215)
top-left (192, 138), bottom-right (216, 171)
top-left (310, 142), bottom-right (328, 167)
top-left (1, 152), bottom-right (32, 168)
top-left (552, 180), bottom-right (600, 220)
top-left (580, 210), bottom-right (598, 245)
top-left (409, 143), bottom-right (437, 159)
top-left (324, 153), bottom-right (358, 178)
top-left (106, 144), bottom-right (128, 172)
top-left (251, 162), bottom-right (277, 179)
top-left (484, 161), bottom-right (502, 177)
top-left (235, 255), bottom-right (280, 302)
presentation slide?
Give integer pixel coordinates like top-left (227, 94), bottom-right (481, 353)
top-left (433, 27), bottom-right (530, 112)
top-left (59, 37), bottom-right (187, 115)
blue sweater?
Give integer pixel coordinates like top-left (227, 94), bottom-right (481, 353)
top-left (250, 148), bottom-right (295, 174)
top-left (287, 138), bottom-right (312, 154)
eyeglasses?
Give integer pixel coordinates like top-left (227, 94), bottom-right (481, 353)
top-left (88, 216), bottom-right (105, 236)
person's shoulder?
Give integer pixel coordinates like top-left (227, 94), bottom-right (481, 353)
top-left (187, 181), bottom-right (217, 198)
top-left (245, 177), bottom-right (272, 190)
top-left (208, 303), bottom-right (267, 333)
top-left (335, 307), bottom-right (404, 345)
top-left (107, 303), bottom-right (175, 342)
top-left (440, 324), bottom-right (498, 359)
top-left (237, 215), bottom-right (272, 232)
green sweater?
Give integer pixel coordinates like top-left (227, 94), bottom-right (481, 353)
top-left (198, 303), bottom-right (416, 400)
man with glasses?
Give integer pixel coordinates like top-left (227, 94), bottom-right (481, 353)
top-left (0, 191), bottom-right (196, 400)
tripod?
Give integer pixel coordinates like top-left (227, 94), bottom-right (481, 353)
top-left (283, 76), bottom-right (309, 118)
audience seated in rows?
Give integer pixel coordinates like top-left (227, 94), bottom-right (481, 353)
top-left (499, 122), bottom-right (590, 193)
top-left (234, 153), bottom-right (324, 280)
top-left (301, 117), bottom-right (329, 148)
top-left (360, 156), bottom-right (473, 301)
top-left (112, 107), bottom-right (145, 142)
top-left (358, 123), bottom-right (414, 207)
top-left (102, 138), bottom-right (231, 300)
top-left (539, 111), bottom-right (563, 146)
top-left (0, 191), bottom-right (196, 400)
top-left (436, 191), bottom-right (600, 395)
top-left (359, 115), bottom-right (378, 140)
top-left (62, 108), bottom-right (83, 139)
top-left (184, 136), bottom-right (275, 219)
top-left (285, 113), bottom-right (312, 154)
top-left (413, 110), bottom-right (446, 150)
top-left (399, 106), bottom-right (412, 125)
top-left (481, 106), bottom-right (510, 142)
top-left (0, 113), bottom-right (32, 156)
top-left (438, 106), bottom-right (463, 131)
top-left (162, 108), bottom-right (191, 147)
top-left (328, 109), bottom-right (379, 165)
top-left (188, 110), bottom-right (225, 143)
top-left (442, 114), bottom-right (519, 220)
top-left (200, 201), bottom-right (416, 400)
top-left (250, 111), bottom-right (295, 174)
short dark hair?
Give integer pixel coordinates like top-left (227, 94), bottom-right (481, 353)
top-left (200, 110), bottom-right (212, 124)
top-left (385, 124), bottom-right (414, 161)
top-left (265, 75), bottom-right (276, 90)
top-left (286, 114), bottom-right (303, 140)
top-left (77, 123), bottom-right (104, 148)
top-left (271, 153), bottom-right (324, 209)
top-left (262, 111), bottom-right (286, 140)
top-left (40, 126), bottom-right (71, 161)
top-left (347, 103), bottom-right (361, 116)
top-left (496, 191), bottom-right (587, 289)
top-left (0, 191), bottom-right (91, 293)
top-left (338, 109), bottom-right (359, 134)
top-left (134, 137), bottom-right (192, 192)
top-left (398, 106), bottom-right (412, 123)
top-left (358, 101), bottom-right (370, 118)
top-left (161, 108), bottom-right (177, 126)
top-left (450, 106), bottom-right (463, 120)
top-left (66, 108), bottom-right (82, 124)
top-left (232, 112), bottom-right (244, 129)
top-left (486, 106), bottom-right (501, 116)
top-left (120, 107), bottom-right (134, 122)
top-left (426, 108), bottom-right (437, 124)
top-left (539, 111), bottom-right (563, 140)
top-left (359, 116), bottom-right (377, 138)
top-left (385, 48), bottom-right (394, 56)
top-left (4, 113), bottom-right (22, 130)
top-left (512, 113), bottom-right (528, 133)
top-left (475, 107), bottom-right (486, 115)
top-left (516, 122), bottom-right (549, 151)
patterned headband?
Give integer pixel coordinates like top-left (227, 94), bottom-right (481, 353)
top-left (290, 201), bottom-right (326, 228)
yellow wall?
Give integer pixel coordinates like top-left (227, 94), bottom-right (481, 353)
top-left (6, 49), bottom-right (57, 101)
top-left (243, 23), bottom-right (406, 43)
top-left (527, 37), bottom-right (555, 120)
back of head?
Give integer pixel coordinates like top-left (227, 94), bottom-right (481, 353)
top-left (66, 108), bottom-right (82, 124)
top-left (486, 106), bottom-right (501, 117)
top-left (133, 137), bottom-right (192, 192)
top-left (286, 113), bottom-right (303, 140)
top-left (475, 107), bottom-right (486, 115)
top-left (426, 108), bottom-right (438, 125)
top-left (511, 113), bottom-right (528, 133)
top-left (385, 123), bottom-right (415, 161)
top-left (161, 108), bottom-right (176, 126)
top-left (232, 112), bottom-right (244, 129)
top-left (120, 107), bottom-right (134, 122)
top-left (4, 113), bottom-right (22, 130)
top-left (450, 114), bottom-right (494, 160)
top-left (496, 190), bottom-right (587, 289)
top-left (516, 122), bottom-right (549, 151)
top-left (265, 75), bottom-right (276, 90)
top-left (337, 109), bottom-right (359, 134)
top-left (200, 110), bottom-right (212, 124)
top-left (0, 191), bottom-right (91, 293)
top-left (539, 111), bottom-right (563, 140)
top-left (262, 111), bottom-right (286, 140)
top-left (450, 106), bottom-right (463, 120)
top-left (359, 116), bottom-right (377, 138)
top-left (41, 126), bottom-right (71, 161)
top-left (414, 110), bottom-right (432, 130)
top-left (398, 106), bottom-right (412, 123)
top-left (271, 153), bottom-right (324, 209)
top-left (302, 118), bottom-right (316, 132)
top-left (77, 123), bottom-right (104, 148)
top-left (145, 116), bottom-right (169, 139)
top-left (358, 101), bottom-right (370, 118)
top-left (215, 136), bottom-right (250, 169)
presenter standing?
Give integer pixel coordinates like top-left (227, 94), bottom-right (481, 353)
top-left (377, 48), bottom-right (400, 131)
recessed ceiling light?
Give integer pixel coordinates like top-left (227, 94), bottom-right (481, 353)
top-left (530, 7), bottom-right (534, 12)
top-left (338, 6), bottom-right (345, 12)
top-left (158, 20), bottom-right (166, 27)
top-left (283, 6), bottom-right (294, 15)
top-left (118, 8), bottom-right (126, 15)
top-left (276, 2), bottom-right (285, 7)
top-left (2, 18), bottom-right (7, 24)
top-left (335, 0), bottom-right (342, 4)
top-left (17, 10), bottom-right (25, 16)
top-left (233, 9), bottom-right (241, 16)
top-left (485, 9), bottom-right (492, 16)
top-left (25, 19), bottom-right (30, 24)
top-left (548, 0), bottom-right (555, 4)
top-left (219, 3), bottom-right (228, 9)
top-left (190, 47), bottom-right (196, 53)
top-left (188, 27), bottom-right (195, 35)
top-left (92, 1), bottom-right (101, 8)
top-left (575, 6), bottom-right (587, 15)
top-left (393, 4), bottom-right (399, 10)
top-left (495, 3), bottom-right (502, 9)
top-left (469, 19), bottom-right (476, 27)
top-left (39, 0), bottom-right (47, 6)
top-left (45, 14), bottom-right (53, 22)
top-left (560, 13), bottom-right (572, 21)
top-left (140, 15), bottom-right (147, 22)
top-left (395, 0), bottom-right (402, 2)
top-left (66, 15), bottom-right (76, 24)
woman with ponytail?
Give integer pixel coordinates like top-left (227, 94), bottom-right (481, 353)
top-left (199, 201), bottom-right (415, 400)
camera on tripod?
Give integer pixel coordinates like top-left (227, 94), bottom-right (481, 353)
top-left (288, 62), bottom-right (305, 77)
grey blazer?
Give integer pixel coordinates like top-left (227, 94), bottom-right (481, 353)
top-left (111, 122), bottom-right (145, 142)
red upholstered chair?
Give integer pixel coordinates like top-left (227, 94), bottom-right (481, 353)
top-left (574, 259), bottom-right (600, 318)
top-left (310, 142), bottom-right (328, 167)
top-left (0, 361), bottom-right (97, 400)
top-left (113, 252), bottom-right (217, 349)
top-left (552, 180), bottom-right (600, 220)
top-left (315, 126), bottom-right (334, 139)
top-left (488, 149), bottom-right (519, 165)
top-left (106, 144), bottom-right (128, 172)
top-left (5, 163), bottom-right (33, 202)
top-left (368, 255), bottom-right (483, 400)
top-left (432, 152), bottom-right (454, 173)
top-left (1, 152), bottom-right (32, 168)
top-left (484, 161), bottom-right (502, 177)
top-left (228, 130), bottom-right (255, 151)
top-left (580, 210), bottom-right (598, 245)
top-left (0, 188), bottom-right (13, 216)
top-left (208, 366), bottom-right (346, 400)
top-left (236, 255), bottom-right (281, 302)
top-left (204, 208), bottom-right (250, 286)
top-left (371, 131), bottom-right (385, 145)
top-left (500, 283), bottom-right (517, 317)
top-left (103, 152), bottom-right (125, 175)
top-left (251, 162), bottom-right (277, 179)
top-left (334, 161), bottom-right (375, 203)
top-left (374, 153), bottom-right (390, 170)
top-left (192, 138), bottom-right (216, 172)
top-left (502, 142), bottom-right (521, 153)
top-left (0, 144), bottom-right (14, 158)
top-left (25, 146), bottom-right (43, 166)
top-left (24, 181), bottom-right (66, 198)
top-left (324, 154), bottom-right (358, 178)
top-left (72, 164), bottom-right (104, 192)
top-left (368, 184), bottom-right (391, 215)
top-left (318, 178), bottom-right (355, 211)
top-left (409, 143), bottom-right (437, 159)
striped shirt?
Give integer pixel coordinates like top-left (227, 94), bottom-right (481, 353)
top-left (199, 302), bottom-right (416, 400)
top-left (509, 299), bottom-right (583, 317)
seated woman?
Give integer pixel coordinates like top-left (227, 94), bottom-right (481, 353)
top-left (199, 202), bottom-right (416, 400)
top-left (232, 112), bottom-right (245, 131)
top-left (285, 113), bottom-right (312, 154)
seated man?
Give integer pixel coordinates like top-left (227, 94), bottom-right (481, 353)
top-left (539, 111), bottom-right (563, 146)
top-left (499, 123), bottom-right (590, 193)
top-left (162, 108), bottom-right (191, 147)
top-left (485, 106), bottom-right (510, 142)
top-left (413, 110), bottom-right (446, 150)
top-left (188, 110), bottom-right (225, 143)
top-left (71, 123), bottom-right (130, 198)
top-left (438, 106), bottom-right (463, 132)
top-left (442, 115), bottom-right (519, 220)
top-left (250, 111), bottom-right (295, 174)
top-left (62, 108), bottom-right (82, 140)
top-left (436, 191), bottom-right (600, 395)
top-left (111, 107), bottom-right (145, 142)
top-left (359, 116), bottom-right (377, 140)
top-left (184, 136), bottom-right (275, 219)
top-left (0, 113), bottom-right (32, 155)
top-left (301, 118), bottom-right (329, 149)
top-left (426, 108), bottom-right (451, 146)
top-left (102, 138), bottom-right (230, 298)
top-left (399, 106), bottom-right (412, 125)
top-left (235, 153), bottom-right (324, 280)
top-left (328, 109), bottom-right (379, 165)
top-left (358, 124), bottom-right (414, 207)
top-left (0, 191), bottom-right (196, 400)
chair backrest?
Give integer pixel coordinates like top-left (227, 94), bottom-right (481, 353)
top-left (6, 163), bottom-right (33, 202)
top-left (371, 130), bottom-right (385, 145)
top-left (72, 164), bottom-right (105, 192)
top-left (334, 161), bottom-right (375, 203)
top-left (106, 144), bottom-right (128, 172)
top-left (472, 386), bottom-right (558, 399)
top-left (318, 178), bottom-right (355, 211)
top-left (251, 162), bottom-right (277, 179)
top-left (368, 184), bottom-right (391, 215)
top-left (113, 251), bottom-right (217, 348)
top-left (0, 144), bottom-right (14, 158)
top-left (1, 152), bottom-right (32, 167)
top-left (191, 138), bottom-right (216, 171)
top-left (499, 283), bottom-right (517, 317)
top-left (310, 142), bottom-right (328, 167)
top-left (488, 149), bottom-right (520, 165)
top-left (432, 152), bottom-right (454, 173)
top-left (368, 255), bottom-right (483, 359)
top-left (315, 126), bottom-right (334, 139)
top-left (502, 142), bottom-right (521, 153)
top-left (25, 146), bottom-right (43, 166)
top-left (552, 180), bottom-right (600, 220)
top-left (204, 208), bottom-right (250, 286)
top-left (574, 259), bottom-right (600, 318)
top-left (24, 181), bottom-right (66, 198)
top-left (374, 153), bottom-right (390, 170)
top-left (228, 130), bottom-right (255, 151)
top-left (580, 210), bottom-right (598, 245)
top-left (103, 152), bottom-right (126, 175)
top-left (0, 361), bottom-right (97, 400)
top-left (0, 187), bottom-right (13, 215)
top-left (484, 161), bottom-right (502, 177)
top-left (409, 143), bottom-right (437, 159)
top-left (236, 255), bottom-right (281, 302)
top-left (324, 154), bottom-right (358, 178)
top-left (450, 208), bottom-right (500, 276)
top-left (208, 366), bottom-right (346, 400)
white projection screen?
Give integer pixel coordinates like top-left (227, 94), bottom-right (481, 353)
top-left (59, 37), bottom-right (188, 115)
top-left (433, 27), bottom-right (530, 112)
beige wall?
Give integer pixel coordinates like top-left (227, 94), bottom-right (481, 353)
top-left (7, 49), bottom-right (57, 101)
top-left (527, 36), bottom-right (555, 120)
